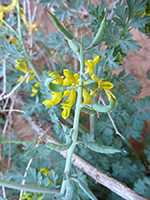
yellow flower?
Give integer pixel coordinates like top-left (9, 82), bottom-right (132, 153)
top-left (20, 7), bottom-right (38, 31)
top-left (42, 92), bottom-right (62, 108)
top-left (50, 71), bottom-right (63, 85)
top-left (63, 69), bottom-right (75, 86)
top-left (0, 11), bottom-right (4, 27)
top-left (40, 167), bottom-right (52, 184)
top-left (30, 82), bottom-right (41, 97)
top-left (0, 0), bottom-right (19, 13)
top-left (82, 89), bottom-right (91, 104)
top-left (21, 191), bottom-right (34, 200)
top-left (91, 74), bottom-right (117, 104)
top-left (61, 89), bottom-right (76, 119)
top-left (85, 55), bottom-right (100, 76)
top-left (15, 59), bottom-right (28, 74)
top-left (9, 36), bottom-right (18, 45)
top-left (37, 196), bottom-right (45, 200)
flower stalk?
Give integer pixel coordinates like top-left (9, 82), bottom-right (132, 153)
top-left (60, 40), bottom-right (84, 194)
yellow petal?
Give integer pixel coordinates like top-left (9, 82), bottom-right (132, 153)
top-left (30, 86), bottom-right (38, 97)
top-left (43, 92), bottom-right (62, 108)
top-left (34, 82), bottom-right (41, 87)
top-left (63, 69), bottom-right (75, 86)
top-left (93, 55), bottom-right (100, 65)
top-left (82, 89), bottom-right (91, 104)
top-left (20, 7), bottom-right (38, 31)
top-left (15, 59), bottom-right (28, 74)
top-left (100, 81), bottom-right (114, 90)
top-left (9, 36), bottom-right (18, 45)
top-left (0, 0), bottom-right (19, 13)
top-left (62, 90), bottom-right (71, 98)
top-left (105, 90), bottom-right (117, 105)
top-left (0, 11), bottom-right (4, 27)
top-left (61, 106), bottom-right (71, 119)
top-left (61, 90), bottom-right (76, 119)
top-left (50, 71), bottom-right (63, 85)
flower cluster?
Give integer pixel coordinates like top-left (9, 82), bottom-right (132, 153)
top-left (43, 55), bottom-right (117, 119)
top-left (0, 0), bottom-right (38, 31)
top-left (21, 168), bottom-right (51, 200)
top-left (15, 59), bottom-right (40, 96)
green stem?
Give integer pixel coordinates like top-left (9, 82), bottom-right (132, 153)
top-left (16, 3), bottom-right (41, 81)
top-left (0, 18), bottom-right (19, 38)
top-left (60, 40), bottom-right (85, 194)
top-left (0, 139), bottom-right (32, 145)
top-left (90, 96), bottom-right (95, 135)
top-left (0, 180), bottom-right (59, 194)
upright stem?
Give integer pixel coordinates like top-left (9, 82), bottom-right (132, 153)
top-left (60, 40), bottom-right (85, 194)
top-left (16, 3), bottom-right (41, 81)
top-left (90, 96), bottom-right (95, 135)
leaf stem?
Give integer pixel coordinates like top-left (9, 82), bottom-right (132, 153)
top-left (60, 39), bottom-right (85, 194)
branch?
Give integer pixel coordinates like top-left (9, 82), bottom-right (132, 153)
top-left (15, 98), bottom-right (148, 200)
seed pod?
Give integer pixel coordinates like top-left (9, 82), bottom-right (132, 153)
top-left (86, 142), bottom-right (121, 154)
top-left (64, 181), bottom-right (74, 200)
top-left (77, 179), bottom-right (98, 200)
top-left (93, 97), bottom-right (115, 113)
top-left (91, 16), bottom-right (107, 46)
top-left (46, 142), bottom-right (71, 151)
top-left (47, 11), bottom-right (73, 40)
top-left (81, 106), bottom-right (96, 115)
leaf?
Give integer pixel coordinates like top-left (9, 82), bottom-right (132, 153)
top-left (119, 34), bottom-right (141, 53)
top-left (77, 178), bottom-right (98, 200)
top-left (134, 177), bottom-right (150, 199)
top-left (45, 78), bottom-right (66, 92)
top-left (83, 79), bottom-right (98, 90)
top-left (85, 142), bottom-right (122, 154)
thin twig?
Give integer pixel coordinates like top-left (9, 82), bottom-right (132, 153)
top-left (0, 72), bottom-right (29, 101)
top-left (0, 153), bottom-right (6, 198)
top-left (26, 0), bottom-right (33, 56)
top-left (31, 0), bottom-right (40, 23)
top-left (100, 97), bottom-right (126, 140)
top-left (1, 109), bottom-right (25, 113)
top-left (0, 59), bottom-right (6, 98)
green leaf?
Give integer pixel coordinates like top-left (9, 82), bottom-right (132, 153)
top-left (45, 78), bottom-right (66, 92)
top-left (85, 142), bottom-right (122, 154)
top-left (83, 79), bottom-right (98, 90)
top-left (77, 178), bottom-right (98, 200)
top-left (64, 181), bottom-right (74, 200)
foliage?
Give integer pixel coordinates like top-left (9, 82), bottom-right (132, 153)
top-left (0, 0), bottom-right (150, 200)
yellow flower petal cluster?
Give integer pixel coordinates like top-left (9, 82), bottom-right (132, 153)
top-left (0, 1), bottom-right (38, 31)
top-left (30, 82), bottom-right (41, 97)
top-left (40, 167), bottom-right (52, 184)
top-left (15, 59), bottom-right (35, 82)
top-left (85, 55), bottom-right (100, 77)
top-left (43, 55), bottom-right (117, 117)
top-left (43, 69), bottom-right (79, 119)
top-left (91, 74), bottom-right (117, 105)
top-left (0, 0), bottom-right (19, 27)
top-left (20, 7), bottom-right (38, 31)
top-left (15, 59), bottom-right (41, 97)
